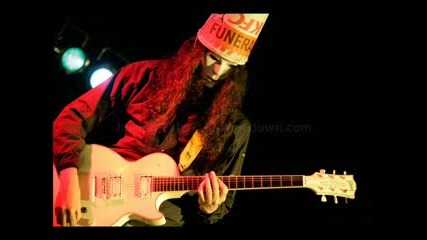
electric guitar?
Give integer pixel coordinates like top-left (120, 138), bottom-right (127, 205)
top-left (53, 144), bottom-right (357, 226)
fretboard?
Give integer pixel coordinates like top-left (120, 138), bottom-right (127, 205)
top-left (152, 175), bottom-right (304, 192)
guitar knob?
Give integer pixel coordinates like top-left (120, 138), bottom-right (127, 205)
top-left (334, 196), bottom-right (338, 204)
top-left (321, 195), bottom-right (327, 202)
top-left (320, 169), bottom-right (326, 174)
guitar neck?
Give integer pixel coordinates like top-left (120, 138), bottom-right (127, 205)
top-left (152, 175), bottom-right (304, 191)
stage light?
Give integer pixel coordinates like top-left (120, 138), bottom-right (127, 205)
top-left (54, 24), bottom-right (90, 74)
top-left (86, 47), bottom-right (129, 89)
top-left (89, 68), bottom-right (113, 88)
top-left (54, 24), bottom-right (130, 91)
top-left (61, 47), bottom-right (87, 73)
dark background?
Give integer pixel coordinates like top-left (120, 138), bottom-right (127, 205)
top-left (52, 7), bottom-right (372, 226)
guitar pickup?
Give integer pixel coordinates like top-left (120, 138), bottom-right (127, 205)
top-left (135, 175), bottom-right (152, 198)
top-left (94, 175), bottom-right (123, 199)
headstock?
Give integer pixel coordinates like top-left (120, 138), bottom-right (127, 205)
top-left (304, 169), bottom-right (357, 203)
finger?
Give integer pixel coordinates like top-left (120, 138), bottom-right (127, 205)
top-left (209, 171), bottom-right (220, 204)
top-left (65, 209), bottom-right (74, 226)
top-left (76, 207), bottom-right (82, 221)
top-left (205, 173), bottom-right (212, 204)
top-left (55, 208), bottom-right (62, 225)
top-left (198, 177), bottom-right (206, 203)
top-left (218, 180), bottom-right (228, 202)
top-left (70, 210), bottom-right (77, 226)
top-left (61, 210), bottom-right (68, 226)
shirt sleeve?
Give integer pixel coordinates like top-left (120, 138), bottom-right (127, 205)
top-left (52, 62), bottom-right (150, 173)
top-left (183, 114), bottom-right (252, 224)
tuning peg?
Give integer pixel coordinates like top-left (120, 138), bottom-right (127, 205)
top-left (334, 196), bottom-right (338, 204)
top-left (320, 169), bottom-right (325, 174)
top-left (321, 195), bottom-right (327, 202)
top-left (333, 169), bottom-right (336, 175)
top-left (343, 171), bottom-right (347, 175)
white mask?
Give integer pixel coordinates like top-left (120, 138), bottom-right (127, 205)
top-left (202, 51), bottom-right (237, 88)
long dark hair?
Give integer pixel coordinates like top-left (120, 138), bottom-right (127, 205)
top-left (141, 36), bottom-right (248, 170)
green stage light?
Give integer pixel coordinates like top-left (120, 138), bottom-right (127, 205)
top-left (61, 47), bottom-right (88, 73)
